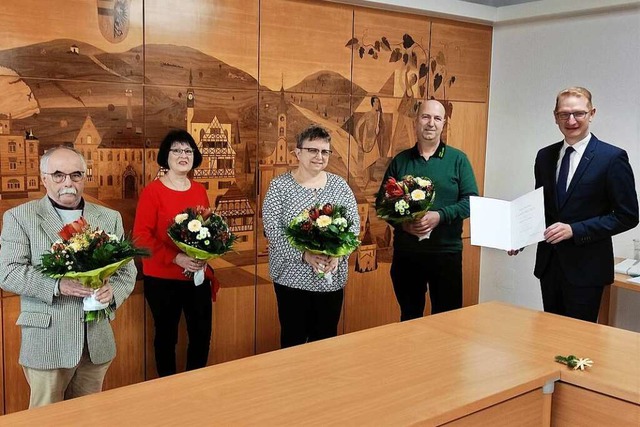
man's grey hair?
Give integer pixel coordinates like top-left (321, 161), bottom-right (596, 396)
top-left (40, 145), bottom-right (87, 174)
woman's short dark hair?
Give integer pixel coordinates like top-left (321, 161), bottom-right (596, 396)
top-left (296, 124), bottom-right (331, 148)
top-left (157, 129), bottom-right (202, 169)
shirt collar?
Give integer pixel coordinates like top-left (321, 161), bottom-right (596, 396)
top-left (411, 141), bottom-right (446, 159)
top-left (561, 132), bottom-right (591, 157)
top-left (48, 196), bottom-right (85, 211)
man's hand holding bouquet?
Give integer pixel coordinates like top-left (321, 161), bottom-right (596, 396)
top-left (377, 175), bottom-right (436, 240)
top-left (38, 217), bottom-right (148, 322)
top-left (285, 203), bottom-right (360, 284)
top-left (168, 206), bottom-right (236, 286)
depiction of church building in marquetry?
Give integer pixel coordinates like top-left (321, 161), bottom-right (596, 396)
top-left (74, 89), bottom-right (144, 200)
top-left (73, 115), bottom-right (101, 197)
top-left (0, 114), bottom-right (40, 199)
top-left (257, 82), bottom-right (297, 254)
top-left (185, 85), bottom-right (237, 205)
top-left (213, 183), bottom-right (255, 252)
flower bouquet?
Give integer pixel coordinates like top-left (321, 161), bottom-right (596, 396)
top-left (38, 217), bottom-right (148, 322)
top-left (285, 203), bottom-right (360, 283)
top-left (167, 206), bottom-right (236, 285)
top-left (376, 175), bottom-right (435, 240)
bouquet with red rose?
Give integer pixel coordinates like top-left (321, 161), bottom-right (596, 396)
top-left (168, 206), bottom-right (236, 284)
top-left (38, 217), bottom-right (148, 322)
top-left (285, 203), bottom-right (360, 282)
top-left (377, 175), bottom-right (435, 239)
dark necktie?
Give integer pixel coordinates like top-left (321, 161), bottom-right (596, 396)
top-left (556, 146), bottom-right (574, 204)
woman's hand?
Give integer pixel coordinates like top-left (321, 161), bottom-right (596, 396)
top-left (303, 252), bottom-right (341, 274)
top-left (174, 253), bottom-right (206, 272)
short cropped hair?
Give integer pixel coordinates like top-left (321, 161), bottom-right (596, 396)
top-left (157, 129), bottom-right (202, 169)
top-left (555, 87), bottom-right (593, 112)
top-left (40, 145), bottom-right (87, 173)
top-left (296, 124), bottom-right (331, 148)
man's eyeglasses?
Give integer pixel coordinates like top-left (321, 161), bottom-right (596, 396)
top-left (299, 147), bottom-right (333, 158)
top-left (43, 171), bottom-right (85, 183)
top-left (555, 111), bottom-right (591, 121)
top-left (169, 148), bottom-right (195, 156)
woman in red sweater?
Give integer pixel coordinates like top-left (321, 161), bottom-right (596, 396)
top-left (133, 130), bottom-right (212, 377)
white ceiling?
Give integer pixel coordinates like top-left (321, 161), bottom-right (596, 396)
top-left (459, 0), bottom-right (539, 6)
top-left (328, 0), bottom-right (640, 25)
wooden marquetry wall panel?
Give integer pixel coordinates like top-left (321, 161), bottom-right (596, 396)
top-left (2, 295), bottom-right (29, 413)
top-left (0, 0), bottom-right (491, 414)
top-left (103, 286), bottom-right (146, 390)
top-left (429, 21), bottom-right (492, 102)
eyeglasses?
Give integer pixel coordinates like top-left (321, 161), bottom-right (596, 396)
top-left (555, 111), bottom-right (591, 121)
top-left (299, 147), bottom-right (332, 158)
top-left (43, 171), bottom-right (85, 183)
top-left (169, 148), bottom-right (194, 156)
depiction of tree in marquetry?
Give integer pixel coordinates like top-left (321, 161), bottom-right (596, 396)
top-left (346, 33), bottom-right (456, 103)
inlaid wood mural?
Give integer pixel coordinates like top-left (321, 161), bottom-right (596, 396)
top-left (0, 0), bottom-right (491, 413)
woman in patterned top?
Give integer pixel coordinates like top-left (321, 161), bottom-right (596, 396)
top-left (263, 124), bottom-right (360, 348)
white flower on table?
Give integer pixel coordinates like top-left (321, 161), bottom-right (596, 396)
top-left (573, 358), bottom-right (594, 371)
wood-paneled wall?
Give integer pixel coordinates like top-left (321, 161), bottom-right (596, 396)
top-left (0, 0), bottom-right (491, 413)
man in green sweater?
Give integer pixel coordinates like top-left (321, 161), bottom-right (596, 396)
top-left (376, 99), bottom-right (478, 320)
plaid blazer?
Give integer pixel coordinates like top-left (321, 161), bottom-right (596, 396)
top-left (0, 197), bottom-right (137, 369)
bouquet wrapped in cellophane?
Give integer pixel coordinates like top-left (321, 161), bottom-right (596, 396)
top-left (376, 175), bottom-right (435, 240)
top-left (285, 203), bottom-right (360, 283)
top-left (167, 206), bottom-right (236, 285)
top-left (38, 217), bottom-right (148, 322)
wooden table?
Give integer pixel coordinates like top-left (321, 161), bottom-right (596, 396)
top-left (598, 258), bottom-right (640, 325)
top-left (1, 302), bottom-right (638, 426)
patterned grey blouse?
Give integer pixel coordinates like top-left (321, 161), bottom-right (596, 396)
top-left (262, 171), bottom-right (360, 292)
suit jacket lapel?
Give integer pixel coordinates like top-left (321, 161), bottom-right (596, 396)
top-left (559, 136), bottom-right (597, 210)
top-left (83, 202), bottom-right (105, 229)
top-left (547, 142), bottom-right (563, 211)
top-left (36, 197), bottom-right (65, 244)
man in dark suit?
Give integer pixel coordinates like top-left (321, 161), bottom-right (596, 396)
top-left (520, 87), bottom-right (638, 322)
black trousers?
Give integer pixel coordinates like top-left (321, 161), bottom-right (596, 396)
top-left (273, 283), bottom-right (344, 349)
top-left (539, 253), bottom-right (604, 323)
top-left (144, 276), bottom-right (212, 377)
top-left (390, 251), bottom-right (463, 321)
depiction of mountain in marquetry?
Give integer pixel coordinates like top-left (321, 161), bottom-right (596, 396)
top-left (0, 39), bottom-right (143, 83)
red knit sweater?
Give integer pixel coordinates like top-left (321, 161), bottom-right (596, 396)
top-left (133, 179), bottom-right (210, 280)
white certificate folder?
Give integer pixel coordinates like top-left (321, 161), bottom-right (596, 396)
top-left (470, 187), bottom-right (545, 251)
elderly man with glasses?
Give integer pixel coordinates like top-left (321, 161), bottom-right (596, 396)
top-left (0, 145), bottom-right (136, 408)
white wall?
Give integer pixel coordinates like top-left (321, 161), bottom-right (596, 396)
top-left (482, 7), bottom-right (640, 331)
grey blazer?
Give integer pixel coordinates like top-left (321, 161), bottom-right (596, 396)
top-left (0, 196), bottom-right (137, 369)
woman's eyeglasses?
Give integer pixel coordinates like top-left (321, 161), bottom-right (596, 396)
top-left (299, 147), bottom-right (332, 158)
top-left (169, 148), bottom-right (195, 156)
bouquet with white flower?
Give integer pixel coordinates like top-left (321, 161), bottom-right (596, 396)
top-left (285, 203), bottom-right (360, 283)
top-left (377, 175), bottom-right (435, 240)
top-left (377, 175), bottom-right (435, 223)
top-left (167, 206), bottom-right (236, 283)
top-left (37, 217), bottom-right (148, 322)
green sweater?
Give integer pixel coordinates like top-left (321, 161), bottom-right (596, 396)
top-left (376, 142), bottom-right (479, 253)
